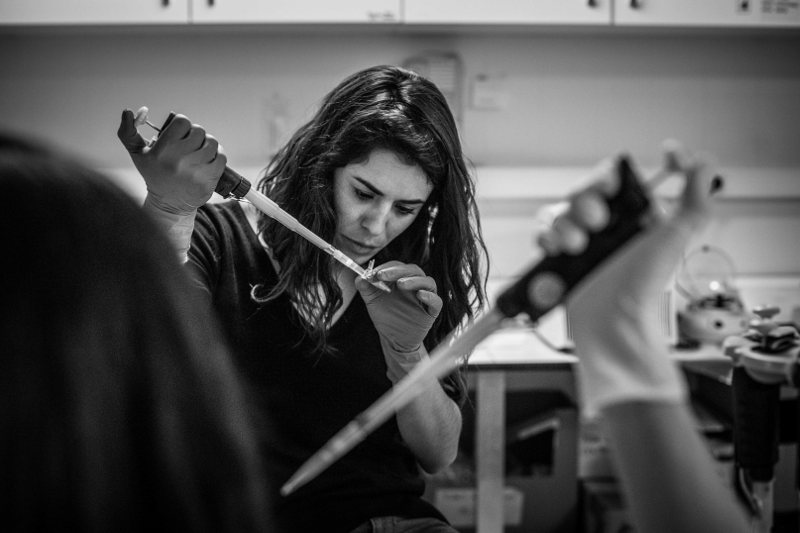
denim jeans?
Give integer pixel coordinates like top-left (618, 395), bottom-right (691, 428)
top-left (348, 516), bottom-right (460, 533)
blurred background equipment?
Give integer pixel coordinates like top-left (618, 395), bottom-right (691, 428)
top-left (676, 244), bottom-right (750, 346)
top-left (724, 305), bottom-right (800, 533)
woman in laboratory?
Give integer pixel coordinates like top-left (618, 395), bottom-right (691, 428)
top-left (118, 64), bottom-right (488, 533)
top-left (546, 145), bottom-right (750, 533)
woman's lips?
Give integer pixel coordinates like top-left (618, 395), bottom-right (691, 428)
top-left (342, 236), bottom-right (380, 255)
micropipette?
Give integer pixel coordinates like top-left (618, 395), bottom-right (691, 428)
top-left (137, 108), bottom-right (390, 293)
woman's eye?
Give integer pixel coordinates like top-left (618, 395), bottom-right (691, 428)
top-left (354, 189), bottom-right (373, 200)
top-left (395, 205), bottom-right (416, 216)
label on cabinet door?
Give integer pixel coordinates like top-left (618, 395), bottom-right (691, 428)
top-left (758, 0), bottom-right (800, 20)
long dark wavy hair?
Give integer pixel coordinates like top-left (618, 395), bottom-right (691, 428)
top-left (255, 65), bottom-right (488, 363)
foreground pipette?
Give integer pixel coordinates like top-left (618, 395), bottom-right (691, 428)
top-left (138, 108), bottom-right (390, 293)
top-left (280, 153), bottom-right (726, 495)
top-left (280, 155), bottom-right (656, 495)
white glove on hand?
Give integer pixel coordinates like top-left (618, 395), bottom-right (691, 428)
top-left (547, 145), bottom-right (715, 419)
top-left (142, 195), bottom-right (197, 263)
top-left (355, 261), bottom-right (443, 384)
top-left (117, 108), bottom-right (226, 215)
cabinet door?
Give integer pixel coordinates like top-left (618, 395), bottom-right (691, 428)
top-left (191, 0), bottom-right (400, 23)
top-left (0, 0), bottom-right (189, 24)
top-left (615, 0), bottom-right (800, 27)
top-left (403, 0), bottom-right (611, 25)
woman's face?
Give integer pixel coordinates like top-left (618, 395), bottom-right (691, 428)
top-left (332, 148), bottom-right (433, 265)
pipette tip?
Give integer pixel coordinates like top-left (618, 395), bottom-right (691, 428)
top-left (370, 279), bottom-right (392, 293)
top-left (280, 476), bottom-right (301, 497)
top-left (361, 260), bottom-right (392, 292)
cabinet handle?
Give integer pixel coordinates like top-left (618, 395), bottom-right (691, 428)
top-left (208, 0), bottom-right (214, 5)
top-left (630, 0), bottom-right (641, 8)
top-left (588, 0), bottom-right (597, 7)
top-left (162, 0), bottom-right (169, 6)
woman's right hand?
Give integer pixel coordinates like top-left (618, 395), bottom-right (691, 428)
top-left (117, 109), bottom-right (227, 214)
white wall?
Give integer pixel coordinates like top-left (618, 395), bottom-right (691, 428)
top-left (1, 27), bottom-right (798, 295)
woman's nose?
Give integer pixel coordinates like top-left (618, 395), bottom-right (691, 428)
top-left (361, 204), bottom-right (391, 235)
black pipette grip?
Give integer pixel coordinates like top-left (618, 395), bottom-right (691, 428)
top-left (158, 112), bottom-right (252, 199)
top-left (215, 167), bottom-right (252, 199)
top-left (732, 366), bottom-right (780, 481)
top-left (495, 155), bottom-right (651, 322)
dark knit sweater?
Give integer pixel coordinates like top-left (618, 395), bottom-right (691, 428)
top-left (188, 200), bottom-right (449, 533)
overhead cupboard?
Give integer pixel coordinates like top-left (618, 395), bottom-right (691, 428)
top-left (0, 0), bottom-right (190, 24)
top-left (0, 0), bottom-right (399, 25)
top-left (614, 0), bottom-right (800, 27)
top-left (0, 0), bottom-right (400, 25)
top-left (2, 0), bottom-right (799, 27)
top-left (408, 0), bottom-right (800, 27)
top-left (190, 0), bottom-right (401, 24)
top-left (402, 0), bottom-right (611, 25)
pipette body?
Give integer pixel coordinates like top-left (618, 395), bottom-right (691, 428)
top-left (218, 167), bottom-right (391, 293)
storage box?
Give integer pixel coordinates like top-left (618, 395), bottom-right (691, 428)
top-left (424, 402), bottom-right (578, 533)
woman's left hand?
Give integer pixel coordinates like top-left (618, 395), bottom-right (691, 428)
top-left (355, 261), bottom-right (442, 382)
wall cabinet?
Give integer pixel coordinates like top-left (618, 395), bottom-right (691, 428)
top-left (0, 0), bottom-right (189, 25)
top-left (1, 0), bottom-right (798, 28)
top-left (615, 0), bottom-right (800, 27)
top-left (190, 0), bottom-right (400, 24)
top-left (0, 0), bottom-right (399, 25)
top-left (403, 0), bottom-right (611, 26)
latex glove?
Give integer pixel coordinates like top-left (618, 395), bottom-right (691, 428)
top-left (355, 261), bottom-right (443, 383)
top-left (547, 143), bottom-right (715, 419)
top-left (117, 108), bottom-right (226, 215)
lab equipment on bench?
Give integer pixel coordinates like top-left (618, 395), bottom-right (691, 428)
top-left (136, 108), bottom-right (390, 293)
top-left (724, 305), bottom-right (800, 533)
top-left (676, 244), bottom-right (750, 346)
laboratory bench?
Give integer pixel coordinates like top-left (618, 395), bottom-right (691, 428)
top-left (423, 326), bottom-right (580, 533)
top-left (422, 327), bottom-right (799, 532)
